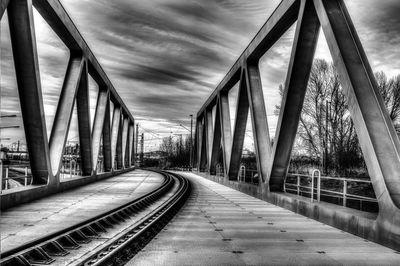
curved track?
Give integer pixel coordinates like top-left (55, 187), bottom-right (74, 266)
top-left (0, 171), bottom-right (191, 266)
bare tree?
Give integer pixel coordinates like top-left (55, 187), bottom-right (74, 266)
top-left (159, 135), bottom-right (191, 168)
top-left (276, 59), bottom-right (400, 174)
top-left (375, 71), bottom-right (400, 124)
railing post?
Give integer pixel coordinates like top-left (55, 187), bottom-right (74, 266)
top-left (311, 172), bottom-right (314, 202)
top-left (311, 169), bottom-right (320, 203)
top-left (25, 167), bottom-right (28, 186)
top-left (343, 180), bottom-right (347, 207)
top-left (5, 167), bottom-right (9, 190)
top-left (70, 160), bottom-right (72, 179)
top-left (297, 175), bottom-right (300, 195)
top-left (0, 161), bottom-right (3, 193)
top-left (239, 165), bottom-right (246, 182)
top-left (317, 171), bottom-right (321, 202)
top-left (283, 176), bottom-right (286, 192)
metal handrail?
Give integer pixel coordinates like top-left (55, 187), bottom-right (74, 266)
top-left (216, 164), bottom-right (224, 177)
top-left (285, 185), bottom-right (377, 202)
top-left (237, 167), bottom-right (258, 184)
top-left (1, 164), bottom-right (32, 193)
top-left (285, 171), bottom-right (377, 207)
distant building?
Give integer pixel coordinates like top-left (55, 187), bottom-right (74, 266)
top-left (242, 148), bottom-right (255, 158)
top-left (143, 150), bottom-right (167, 159)
top-left (0, 150), bottom-right (6, 160)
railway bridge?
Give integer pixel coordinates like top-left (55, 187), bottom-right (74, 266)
top-left (1, 0), bottom-right (400, 265)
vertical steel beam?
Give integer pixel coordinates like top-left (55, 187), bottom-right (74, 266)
top-left (314, 0), bottom-right (400, 210)
top-left (200, 124), bottom-right (208, 171)
top-left (228, 70), bottom-right (250, 180)
top-left (76, 60), bottom-right (93, 176)
top-left (205, 108), bottom-right (214, 168)
top-left (92, 88), bottom-right (109, 172)
top-left (121, 117), bottom-right (129, 168)
top-left (219, 92), bottom-right (232, 176)
top-left (199, 117), bottom-right (207, 171)
top-left (132, 122), bottom-right (137, 166)
top-left (245, 63), bottom-right (271, 183)
top-left (194, 118), bottom-right (201, 169)
top-left (135, 124), bottom-right (139, 166)
top-left (125, 135), bottom-right (130, 167)
top-left (209, 99), bottom-right (222, 174)
top-left (195, 117), bottom-right (202, 169)
top-left (8, 0), bottom-right (50, 184)
top-left (102, 93), bottom-right (112, 172)
top-left (196, 115), bottom-right (203, 171)
top-left (269, 0), bottom-right (320, 191)
top-left (49, 55), bottom-right (84, 176)
top-left (128, 122), bottom-right (134, 167)
top-left (110, 105), bottom-right (121, 170)
top-left (116, 113), bottom-right (124, 169)
top-left (193, 117), bottom-right (198, 169)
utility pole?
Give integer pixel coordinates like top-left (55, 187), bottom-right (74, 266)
top-left (325, 100), bottom-right (329, 175)
top-left (135, 124), bottom-right (139, 166)
top-left (140, 133), bottom-right (144, 166)
top-left (190, 114), bottom-right (193, 171)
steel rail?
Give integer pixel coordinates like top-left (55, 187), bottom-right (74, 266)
top-left (0, 172), bottom-right (176, 266)
top-left (78, 171), bottom-right (191, 266)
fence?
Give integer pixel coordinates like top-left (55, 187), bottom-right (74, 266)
top-left (216, 164), bottom-right (224, 177)
top-left (285, 171), bottom-right (378, 212)
top-left (59, 159), bottom-right (82, 180)
top-left (238, 165), bottom-right (258, 185)
top-left (235, 166), bottom-right (377, 212)
top-left (197, 163), bottom-right (377, 212)
top-left (0, 162), bottom-right (32, 193)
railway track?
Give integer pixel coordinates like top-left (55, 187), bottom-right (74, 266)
top-left (0, 171), bottom-right (191, 266)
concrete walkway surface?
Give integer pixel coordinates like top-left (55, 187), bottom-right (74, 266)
top-left (0, 169), bottom-right (164, 253)
top-left (128, 172), bottom-right (400, 266)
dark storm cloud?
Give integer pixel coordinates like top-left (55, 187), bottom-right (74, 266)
top-left (55, 0), bottom-right (275, 134)
top-left (134, 92), bottom-right (210, 123)
top-left (342, 0), bottom-right (400, 76)
top-left (2, 0), bottom-right (399, 148)
top-left (164, 2), bottom-right (219, 24)
top-left (124, 63), bottom-right (213, 88)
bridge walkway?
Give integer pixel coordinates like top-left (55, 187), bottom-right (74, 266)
top-left (128, 172), bottom-right (400, 266)
top-left (0, 169), bottom-right (164, 254)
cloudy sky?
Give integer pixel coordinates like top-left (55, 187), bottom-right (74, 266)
top-left (1, 0), bottom-right (400, 152)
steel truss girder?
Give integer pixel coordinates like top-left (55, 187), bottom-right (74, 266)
top-left (3, 0), bottom-right (136, 185)
top-left (195, 0), bottom-right (400, 224)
